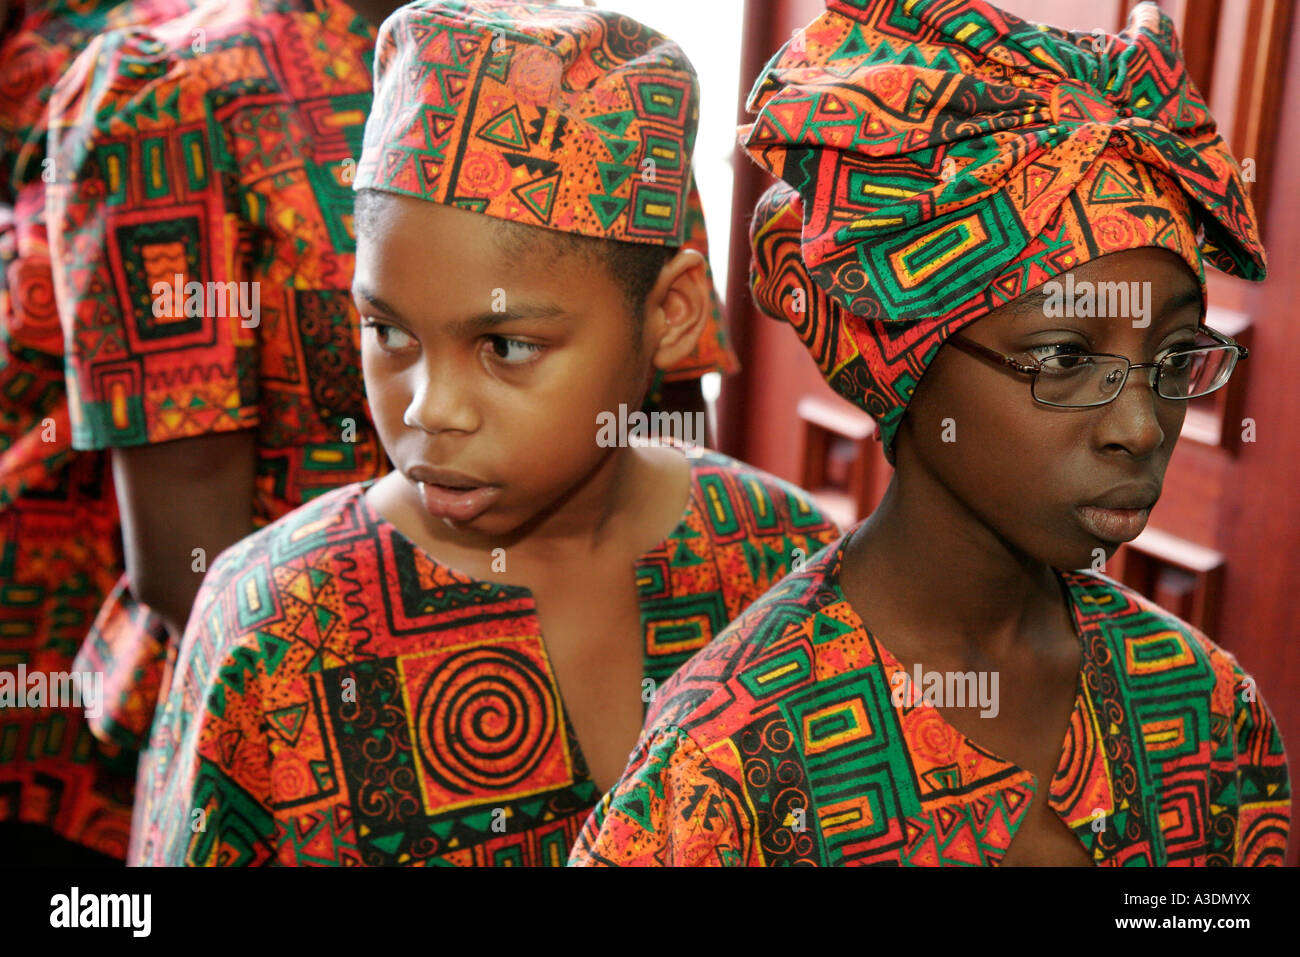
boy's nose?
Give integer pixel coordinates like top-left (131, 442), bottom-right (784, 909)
top-left (403, 366), bottom-right (478, 435)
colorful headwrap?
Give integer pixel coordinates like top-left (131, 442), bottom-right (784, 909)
top-left (355, 0), bottom-right (701, 246)
top-left (744, 0), bottom-right (1266, 461)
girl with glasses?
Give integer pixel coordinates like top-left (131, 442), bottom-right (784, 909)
top-left (570, 0), bottom-right (1289, 867)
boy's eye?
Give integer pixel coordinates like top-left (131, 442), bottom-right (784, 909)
top-left (362, 317), bottom-right (416, 351)
top-left (486, 335), bottom-right (544, 365)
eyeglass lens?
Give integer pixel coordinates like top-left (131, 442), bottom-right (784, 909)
top-left (1032, 346), bottom-right (1237, 407)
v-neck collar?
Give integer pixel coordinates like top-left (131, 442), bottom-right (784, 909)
top-left (356, 447), bottom-right (708, 792)
top-left (812, 531), bottom-right (1141, 866)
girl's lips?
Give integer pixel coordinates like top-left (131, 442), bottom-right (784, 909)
top-left (417, 480), bottom-right (502, 524)
top-left (1076, 505), bottom-right (1150, 543)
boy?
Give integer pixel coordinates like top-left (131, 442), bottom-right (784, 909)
top-left (570, 0), bottom-right (1289, 867)
top-left (45, 0), bottom-right (735, 778)
top-left (132, 0), bottom-right (837, 866)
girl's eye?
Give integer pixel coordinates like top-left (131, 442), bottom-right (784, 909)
top-left (1157, 340), bottom-right (1200, 361)
top-left (487, 335), bottom-right (543, 365)
top-left (1027, 341), bottom-right (1090, 363)
top-left (362, 318), bottom-right (416, 351)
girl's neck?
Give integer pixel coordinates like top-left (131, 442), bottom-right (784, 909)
top-left (840, 475), bottom-right (1070, 661)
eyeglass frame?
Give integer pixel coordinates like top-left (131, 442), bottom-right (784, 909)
top-left (945, 325), bottom-right (1249, 408)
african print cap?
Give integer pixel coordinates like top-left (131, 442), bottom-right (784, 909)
top-left (355, 0), bottom-right (701, 247)
top-left (743, 0), bottom-right (1266, 462)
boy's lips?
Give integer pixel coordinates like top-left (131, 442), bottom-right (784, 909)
top-left (408, 465), bottom-right (501, 523)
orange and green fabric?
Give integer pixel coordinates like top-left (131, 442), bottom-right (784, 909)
top-left (741, 0), bottom-right (1265, 461)
top-left (358, 0), bottom-right (701, 244)
top-left (0, 0), bottom-right (195, 859)
top-left (130, 449), bottom-right (838, 865)
top-left (354, 0), bottom-right (736, 382)
top-left (569, 533), bottom-right (1290, 866)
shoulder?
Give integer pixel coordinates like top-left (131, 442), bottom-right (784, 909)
top-left (1064, 570), bottom-right (1290, 862)
top-left (202, 481), bottom-right (372, 598)
top-left (47, 5), bottom-right (237, 174)
top-left (1062, 568), bottom-right (1246, 685)
top-left (581, 543), bottom-right (850, 866)
top-left (1062, 568), bottom-right (1287, 748)
top-left (682, 446), bottom-right (839, 539)
top-left (53, 3), bottom-right (245, 100)
top-left (50, 1), bottom-right (368, 142)
top-left (570, 723), bottom-right (750, 867)
top-left (177, 481), bottom-right (373, 695)
top-left (646, 534), bottom-right (849, 729)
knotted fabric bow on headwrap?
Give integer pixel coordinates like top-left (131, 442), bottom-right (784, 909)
top-left (743, 0), bottom-right (1265, 461)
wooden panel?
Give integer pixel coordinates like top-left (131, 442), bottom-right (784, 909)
top-left (1112, 527), bottom-right (1226, 631)
top-left (717, 0), bottom-right (834, 465)
top-left (1228, 0), bottom-right (1293, 236)
top-left (795, 395), bottom-right (879, 528)
top-left (1181, 305), bottom-right (1253, 452)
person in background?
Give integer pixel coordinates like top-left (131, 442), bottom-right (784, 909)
top-left (0, 0), bottom-right (195, 866)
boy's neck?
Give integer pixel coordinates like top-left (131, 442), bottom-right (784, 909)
top-left (511, 444), bottom-right (690, 559)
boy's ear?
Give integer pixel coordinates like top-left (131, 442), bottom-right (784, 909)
top-left (644, 248), bottom-right (710, 371)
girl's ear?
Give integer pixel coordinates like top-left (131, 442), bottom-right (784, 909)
top-left (643, 248), bottom-right (710, 370)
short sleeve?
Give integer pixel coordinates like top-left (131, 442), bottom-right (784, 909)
top-left (46, 27), bottom-right (259, 452)
top-left (568, 725), bottom-right (748, 866)
top-left (70, 574), bottom-right (171, 752)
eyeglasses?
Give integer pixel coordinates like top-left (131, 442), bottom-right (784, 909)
top-left (946, 326), bottom-right (1248, 409)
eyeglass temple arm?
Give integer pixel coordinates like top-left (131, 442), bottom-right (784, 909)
top-left (947, 335), bottom-right (1041, 374)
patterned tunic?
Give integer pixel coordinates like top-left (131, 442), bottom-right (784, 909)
top-left (0, 0), bottom-right (194, 857)
top-left (132, 448), bottom-right (838, 865)
top-left (570, 533), bottom-right (1291, 866)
